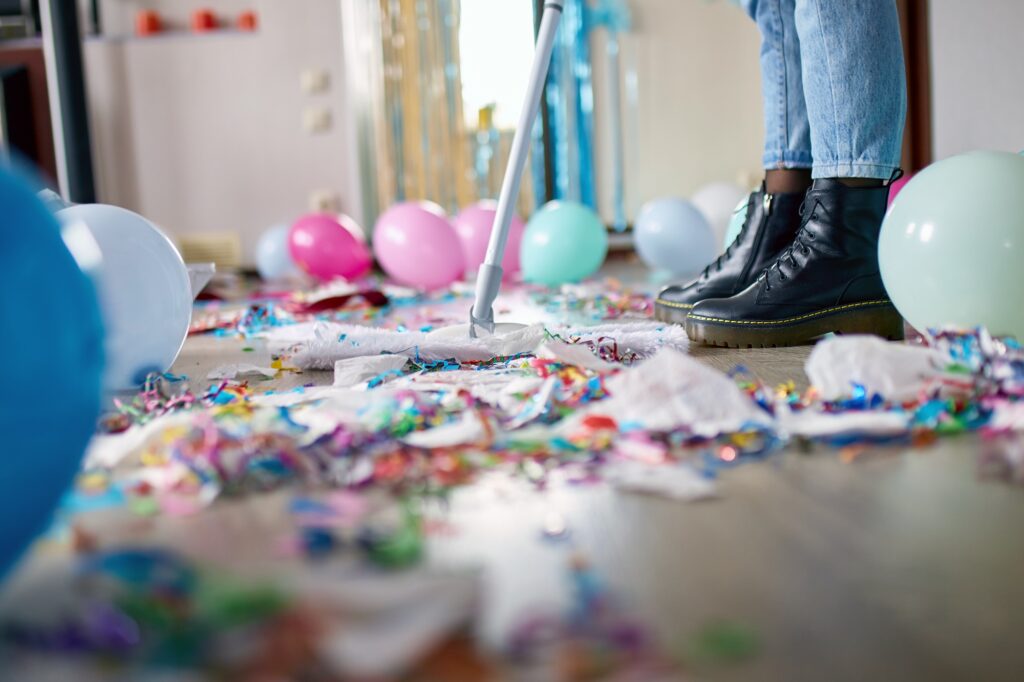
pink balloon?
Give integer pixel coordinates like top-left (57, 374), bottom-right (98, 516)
top-left (887, 173), bottom-right (914, 208)
top-left (288, 213), bottom-right (372, 282)
top-left (452, 200), bottom-right (526, 278)
top-left (373, 201), bottom-right (464, 290)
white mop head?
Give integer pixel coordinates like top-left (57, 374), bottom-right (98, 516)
top-left (268, 321), bottom-right (688, 370)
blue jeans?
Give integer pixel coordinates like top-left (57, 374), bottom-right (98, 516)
top-left (739, 0), bottom-right (907, 179)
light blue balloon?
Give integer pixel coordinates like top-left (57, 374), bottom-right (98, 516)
top-left (521, 201), bottom-right (609, 286)
top-left (879, 150), bottom-right (1024, 338)
top-left (58, 204), bottom-right (191, 391)
top-left (256, 224), bottom-right (301, 281)
top-left (634, 197), bottom-right (717, 276)
top-left (723, 195), bottom-right (750, 251)
top-left (1, 168), bottom-right (104, 579)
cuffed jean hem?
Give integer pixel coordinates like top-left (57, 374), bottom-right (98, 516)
top-left (763, 150), bottom-right (814, 169)
top-left (811, 161), bottom-right (899, 180)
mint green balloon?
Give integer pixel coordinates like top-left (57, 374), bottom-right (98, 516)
top-left (521, 201), bottom-right (608, 286)
top-left (879, 150), bottom-right (1024, 338)
top-left (722, 195), bottom-right (749, 251)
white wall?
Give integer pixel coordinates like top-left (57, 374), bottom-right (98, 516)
top-left (929, 0), bottom-right (1024, 159)
top-left (591, 0), bottom-right (764, 223)
top-left (83, 0), bottom-right (362, 265)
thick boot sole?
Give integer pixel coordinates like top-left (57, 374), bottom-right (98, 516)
top-left (685, 301), bottom-right (905, 348)
top-left (653, 299), bottom-right (693, 325)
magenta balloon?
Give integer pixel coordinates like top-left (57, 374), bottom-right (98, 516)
top-left (887, 174), bottom-right (913, 208)
top-left (452, 200), bottom-right (526, 277)
top-left (373, 201), bottom-right (465, 290)
top-left (288, 213), bottom-right (372, 282)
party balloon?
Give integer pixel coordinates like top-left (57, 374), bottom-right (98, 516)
top-left (887, 173), bottom-right (913, 208)
top-left (722, 195), bottom-right (750, 251)
top-left (373, 202), bottom-right (465, 290)
top-left (634, 197), bottom-right (717, 276)
top-left (288, 213), bottom-right (372, 282)
top-left (521, 201), bottom-right (608, 286)
top-left (880, 150), bottom-right (1024, 338)
top-left (58, 204), bottom-right (191, 391)
top-left (1, 169), bottom-right (104, 579)
top-left (452, 200), bottom-right (526, 277)
top-left (692, 182), bottom-right (747, 245)
top-left (256, 224), bottom-right (301, 281)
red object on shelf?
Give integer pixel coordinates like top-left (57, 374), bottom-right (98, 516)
top-left (190, 9), bottom-right (219, 33)
top-left (135, 10), bottom-right (163, 36)
top-left (237, 10), bottom-right (258, 32)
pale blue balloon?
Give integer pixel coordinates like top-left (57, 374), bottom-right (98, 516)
top-left (256, 224), bottom-right (301, 281)
top-left (723, 195), bottom-right (750, 251)
top-left (58, 204), bottom-right (191, 391)
top-left (879, 150), bottom-right (1024, 338)
top-left (634, 197), bottom-right (716, 276)
top-left (521, 201), bottom-right (608, 286)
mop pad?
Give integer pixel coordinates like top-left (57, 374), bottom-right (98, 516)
top-left (276, 322), bottom-right (547, 369)
top-left (270, 320), bottom-right (688, 370)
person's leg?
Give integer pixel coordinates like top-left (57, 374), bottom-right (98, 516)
top-left (685, 0), bottom-right (907, 346)
top-left (796, 0), bottom-right (907, 181)
top-left (654, 0), bottom-right (809, 324)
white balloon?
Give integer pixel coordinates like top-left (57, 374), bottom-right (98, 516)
top-left (692, 182), bottom-right (748, 246)
top-left (58, 204), bottom-right (192, 391)
top-left (256, 224), bottom-right (301, 281)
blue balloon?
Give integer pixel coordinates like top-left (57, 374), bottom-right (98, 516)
top-left (521, 201), bottom-right (609, 286)
top-left (0, 169), bottom-right (104, 580)
top-left (634, 198), bottom-right (717, 276)
top-left (256, 224), bottom-right (301, 281)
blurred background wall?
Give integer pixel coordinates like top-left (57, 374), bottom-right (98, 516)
top-left (590, 0), bottom-right (763, 225)
top-left (3, 0), bottom-right (1022, 269)
top-left (81, 0), bottom-right (360, 267)
top-left (928, 0), bottom-right (1024, 158)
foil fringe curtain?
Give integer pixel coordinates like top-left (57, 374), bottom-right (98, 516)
top-left (343, 0), bottom-right (537, 227)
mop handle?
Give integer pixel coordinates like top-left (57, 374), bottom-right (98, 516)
top-left (471, 0), bottom-right (565, 328)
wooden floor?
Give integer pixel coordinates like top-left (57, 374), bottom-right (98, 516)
top-left (165, 330), bottom-right (1024, 681)
top-left (5, 269), bottom-right (1024, 681)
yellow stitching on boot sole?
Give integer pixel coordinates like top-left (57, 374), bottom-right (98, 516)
top-left (688, 300), bottom-right (893, 326)
top-left (655, 299), bottom-right (694, 310)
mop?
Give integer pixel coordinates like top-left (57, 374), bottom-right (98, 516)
top-left (442, 0), bottom-right (566, 340)
top-left (283, 0), bottom-right (685, 369)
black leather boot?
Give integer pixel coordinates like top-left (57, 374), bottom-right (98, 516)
top-left (654, 184), bottom-right (804, 324)
top-left (685, 179), bottom-right (904, 347)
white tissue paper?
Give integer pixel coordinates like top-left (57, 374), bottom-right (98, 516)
top-left (776, 407), bottom-right (910, 438)
top-left (206, 363), bottom-right (278, 380)
top-left (805, 335), bottom-right (945, 403)
top-left (536, 340), bottom-right (617, 372)
top-left (402, 412), bottom-right (489, 449)
top-left (334, 355), bottom-right (409, 388)
top-left (561, 348), bottom-right (771, 437)
top-left (605, 460), bottom-right (717, 501)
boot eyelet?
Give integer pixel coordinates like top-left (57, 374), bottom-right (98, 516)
top-left (801, 246), bottom-right (810, 255)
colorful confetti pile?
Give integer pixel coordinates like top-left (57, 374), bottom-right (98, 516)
top-left (5, 276), bottom-right (1024, 680)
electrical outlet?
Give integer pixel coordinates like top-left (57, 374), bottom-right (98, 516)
top-left (300, 69), bottom-right (330, 94)
top-left (303, 107), bottom-right (332, 134)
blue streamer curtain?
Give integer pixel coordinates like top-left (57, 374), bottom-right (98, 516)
top-left (533, 0), bottom-right (632, 231)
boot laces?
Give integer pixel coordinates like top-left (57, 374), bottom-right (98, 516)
top-left (700, 196), bottom-right (753, 279)
top-left (763, 195), bottom-right (825, 291)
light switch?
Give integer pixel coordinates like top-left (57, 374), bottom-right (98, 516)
top-left (303, 107), bottom-right (332, 133)
top-left (301, 69), bottom-right (330, 94)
